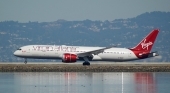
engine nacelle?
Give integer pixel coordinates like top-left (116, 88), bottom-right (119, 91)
top-left (62, 53), bottom-right (77, 63)
top-left (138, 51), bottom-right (159, 58)
top-left (148, 51), bottom-right (159, 57)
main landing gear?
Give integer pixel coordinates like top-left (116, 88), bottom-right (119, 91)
top-left (24, 58), bottom-right (27, 64)
top-left (82, 56), bottom-right (91, 66)
top-left (83, 61), bottom-right (90, 66)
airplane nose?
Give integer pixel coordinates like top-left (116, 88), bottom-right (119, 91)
top-left (13, 51), bottom-right (19, 56)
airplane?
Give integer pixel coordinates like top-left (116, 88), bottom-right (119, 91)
top-left (14, 29), bottom-right (159, 65)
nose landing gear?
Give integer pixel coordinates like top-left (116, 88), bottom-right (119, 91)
top-left (24, 58), bottom-right (27, 64)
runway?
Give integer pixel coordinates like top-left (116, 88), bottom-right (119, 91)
top-left (0, 62), bottom-right (170, 66)
top-left (0, 62), bottom-right (170, 72)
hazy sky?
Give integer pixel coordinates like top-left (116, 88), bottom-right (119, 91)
top-left (1, 0), bottom-right (170, 22)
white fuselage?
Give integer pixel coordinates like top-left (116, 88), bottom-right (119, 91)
top-left (14, 45), bottom-right (138, 61)
top-left (13, 29), bottom-right (159, 64)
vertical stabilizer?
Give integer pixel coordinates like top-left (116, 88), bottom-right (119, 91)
top-left (131, 29), bottom-right (159, 52)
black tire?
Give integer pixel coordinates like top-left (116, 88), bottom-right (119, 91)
top-left (24, 61), bottom-right (27, 64)
top-left (83, 62), bottom-right (90, 66)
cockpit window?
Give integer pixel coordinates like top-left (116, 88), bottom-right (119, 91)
top-left (17, 48), bottom-right (22, 50)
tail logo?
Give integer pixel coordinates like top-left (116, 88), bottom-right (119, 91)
top-left (141, 39), bottom-right (153, 50)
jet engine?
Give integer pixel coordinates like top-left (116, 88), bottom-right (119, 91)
top-left (148, 51), bottom-right (159, 57)
top-left (138, 51), bottom-right (159, 58)
top-left (62, 53), bottom-right (77, 63)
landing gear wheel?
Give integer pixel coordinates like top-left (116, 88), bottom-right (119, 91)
top-left (24, 58), bottom-right (27, 64)
top-left (83, 62), bottom-right (90, 66)
top-left (24, 61), bottom-right (27, 64)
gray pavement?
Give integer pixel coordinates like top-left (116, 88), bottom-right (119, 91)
top-left (1, 62), bottom-right (170, 72)
top-left (0, 62), bottom-right (170, 66)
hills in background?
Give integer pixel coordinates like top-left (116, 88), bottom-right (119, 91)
top-left (0, 11), bottom-right (170, 62)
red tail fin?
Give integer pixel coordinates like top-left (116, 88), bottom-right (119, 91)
top-left (131, 29), bottom-right (159, 52)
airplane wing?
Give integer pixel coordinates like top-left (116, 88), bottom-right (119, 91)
top-left (77, 46), bottom-right (114, 57)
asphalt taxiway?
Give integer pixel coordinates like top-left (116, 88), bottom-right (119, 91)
top-left (0, 62), bottom-right (170, 72)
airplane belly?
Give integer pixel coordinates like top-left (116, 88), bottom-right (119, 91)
top-left (31, 51), bottom-right (42, 57)
top-left (99, 53), bottom-right (122, 61)
top-left (29, 51), bottom-right (60, 59)
top-left (97, 50), bottom-right (138, 61)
